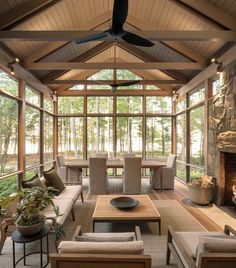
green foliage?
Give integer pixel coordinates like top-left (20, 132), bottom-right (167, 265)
top-left (0, 176), bottom-right (18, 198)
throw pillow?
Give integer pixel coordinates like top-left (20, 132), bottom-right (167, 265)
top-left (21, 174), bottom-right (43, 189)
top-left (42, 167), bottom-right (65, 195)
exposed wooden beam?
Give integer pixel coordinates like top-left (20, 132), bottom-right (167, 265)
top-left (45, 79), bottom-right (184, 85)
top-left (0, 0), bottom-right (61, 30)
top-left (22, 10), bottom-right (112, 66)
top-left (127, 16), bottom-right (208, 65)
top-left (27, 62), bottom-right (204, 70)
top-left (40, 41), bottom-right (113, 82)
top-left (118, 42), bottom-right (188, 82)
top-left (0, 30), bottom-right (235, 41)
top-left (59, 89), bottom-right (172, 96)
top-left (163, 41), bottom-right (207, 66)
top-left (178, 0), bottom-right (236, 31)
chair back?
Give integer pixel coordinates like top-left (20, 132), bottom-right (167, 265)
top-left (89, 157), bottom-right (107, 194)
top-left (56, 154), bottom-right (66, 167)
top-left (123, 157), bottom-right (142, 194)
top-left (166, 154), bottom-right (177, 169)
top-left (95, 152), bottom-right (108, 159)
top-left (123, 153), bottom-right (136, 158)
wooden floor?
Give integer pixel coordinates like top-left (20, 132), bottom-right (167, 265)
top-left (82, 177), bottom-right (224, 232)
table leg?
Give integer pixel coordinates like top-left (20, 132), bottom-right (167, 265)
top-left (40, 237), bottom-right (43, 268)
top-left (12, 241), bottom-right (16, 268)
top-left (46, 233), bottom-right (49, 265)
top-left (66, 167), bottom-right (68, 183)
top-left (23, 242), bottom-right (26, 265)
top-left (92, 221), bottom-right (95, 232)
top-left (159, 219), bottom-right (161, 236)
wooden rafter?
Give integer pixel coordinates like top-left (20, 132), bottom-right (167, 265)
top-left (22, 10), bottom-right (112, 66)
top-left (27, 62), bottom-right (204, 70)
top-left (45, 79), bottom-right (184, 85)
top-left (0, 30), bottom-right (235, 41)
top-left (178, 0), bottom-right (236, 31)
top-left (118, 42), bottom-right (188, 82)
top-left (0, 0), bottom-right (61, 30)
top-left (40, 41), bottom-right (113, 83)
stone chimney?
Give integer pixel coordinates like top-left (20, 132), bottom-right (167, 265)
top-left (208, 64), bottom-right (236, 205)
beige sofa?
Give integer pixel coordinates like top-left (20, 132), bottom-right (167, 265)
top-left (50, 225), bottom-right (151, 268)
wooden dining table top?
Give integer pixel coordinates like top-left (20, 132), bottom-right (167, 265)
top-left (65, 159), bottom-right (166, 168)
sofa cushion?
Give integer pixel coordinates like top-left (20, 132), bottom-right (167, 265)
top-left (43, 198), bottom-right (73, 225)
top-left (42, 167), bottom-right (65, 195)
top-left (21, 174), bottom-right (43, 189)
top-left (196, 235), bottom-right (236, 266)
top-left (75, 232), bottom-right (135, 242)
top-left (58, 240), bottom-right (144, 254)
top-left (54, 185), bottom-right (82, 202)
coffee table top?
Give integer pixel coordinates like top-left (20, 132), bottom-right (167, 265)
top-left (92, 195), bottom-right (161, 221)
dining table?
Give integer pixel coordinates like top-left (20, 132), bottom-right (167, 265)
top-left (65, 159), bottom-right (166, 190)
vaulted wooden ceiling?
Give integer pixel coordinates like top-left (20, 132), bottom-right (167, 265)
top-left (0, 0), bottom-right (235, 95)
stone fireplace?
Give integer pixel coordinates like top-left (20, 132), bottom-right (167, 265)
top-left (208, 63), bottom-right (236, 205)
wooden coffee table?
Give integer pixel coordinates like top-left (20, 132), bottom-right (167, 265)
top-left (92, 195), bottom-right (161, 235)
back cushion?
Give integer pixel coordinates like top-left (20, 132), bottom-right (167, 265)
top-left (58, 241), bottom-right (144, 254)
top-left (42, 167), bottom-right (65, 195)
top-left (21, 174), bottom-right (43, 189)
top-left (196, 235), bottom-right (236, 266)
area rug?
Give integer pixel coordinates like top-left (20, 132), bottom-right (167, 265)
top-left (0, 199), bottom-right (206, 268)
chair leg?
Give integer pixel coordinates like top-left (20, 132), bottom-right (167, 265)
top-left (166, 229), bottom-right (172, 264)
top-left (80, 190), bottom-right (84, 203)
top-left (71, 207), bottom-right (75, 221)
top-left (0, 226), bottom-right (7, 255)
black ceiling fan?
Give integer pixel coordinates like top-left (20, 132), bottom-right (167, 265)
top-left (75, 0), bottom-right (154, 47)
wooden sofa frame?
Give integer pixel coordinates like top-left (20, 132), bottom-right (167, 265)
top-left (166, 224), bottom-right (236, 268)
top-left (50, 225), bottom-right (152, 268)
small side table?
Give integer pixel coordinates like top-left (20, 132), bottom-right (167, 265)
top-left (12, 224), bottom-right (50, 268)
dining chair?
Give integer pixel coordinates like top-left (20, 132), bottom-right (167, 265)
top-left (151, 154), bottom-right (176, 190)
top-left (123, 152), bottom-right (136, 158)
top-left (56, 154), bottom-right (82, 184)
top-left (123, 157), bottom-right (142, 194)
top-left (95, 152), bottom-right (108, 158)
top-left (89, 157), bottom-right (107, 194)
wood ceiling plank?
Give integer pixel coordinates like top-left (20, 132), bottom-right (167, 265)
top-left (0, 0), bottom-right (61, 30)
top-left (0, 30), bottom-right (235, 41)
top-left (27, 62), bottom-right (204, 70)
top-left (22, 10), bottom-right (112, 65)
top-left (179, 0), bottom-right (236, 31)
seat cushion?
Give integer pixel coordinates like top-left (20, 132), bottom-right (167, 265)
top-left (58, 240), bottom-right (144, 254)
top-left (54, 185), bottom-right (82, 202)
top-left (42, 198), bottom-right (73, 225)
top-left (75, 232), bottom-right (135, 242)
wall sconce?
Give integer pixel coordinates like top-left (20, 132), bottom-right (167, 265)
top-left (211, 58), bottom-right (222, 74)
top-left (172, 90), bottom-right (179, 100)
top-left (8, 58), bottom-right (20, 75)
top-left (51, 91), bottom-right (57, 102)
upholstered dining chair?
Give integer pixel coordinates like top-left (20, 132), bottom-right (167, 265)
top-left (123, 152), bottom-right (136, 158)
top-left (151, 154), bottom-right (177, 190)
top-left (89, 157), bottom-right (107, 194)
top-left (95, 152), bottom-right (108, 158)
top-left (56, 154), bottom-right (82, 184)
top-left (123, 157), bottom-right (142, 194)
top-left (166, 224), bottom-right (236, 268)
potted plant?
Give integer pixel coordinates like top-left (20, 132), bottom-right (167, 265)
top-left (187, 175), bottom-right (214, 205)
top-left (0, 187), bottom-right (64, 239)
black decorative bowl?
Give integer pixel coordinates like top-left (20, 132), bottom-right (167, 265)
top-left (110, 196), bottom-right (139, 209)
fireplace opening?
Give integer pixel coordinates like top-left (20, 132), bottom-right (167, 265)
top-left (223, 152), bottom-right (236, 205)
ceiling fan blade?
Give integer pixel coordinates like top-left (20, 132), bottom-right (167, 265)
top-left (118, 80), bottom-right (140, 87)
top-left (122, 31), bottom-right (154, 47)
top-left (112, 0), bottom-right (128, 31)
top-left (75, 31), bottom-right (110, 45)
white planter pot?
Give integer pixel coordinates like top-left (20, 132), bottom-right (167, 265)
top-left (188, 184), bottom-right (213, 205)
